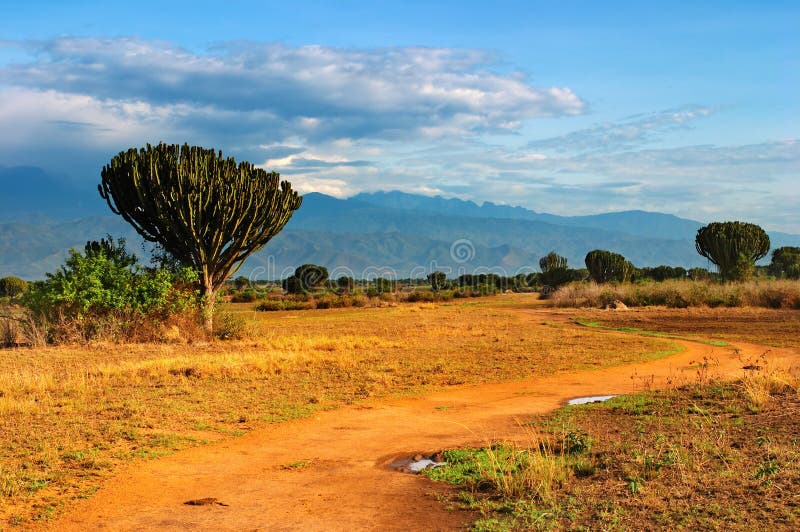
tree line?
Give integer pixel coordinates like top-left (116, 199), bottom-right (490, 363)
top-left (2, 143), bottom-right (798, 344)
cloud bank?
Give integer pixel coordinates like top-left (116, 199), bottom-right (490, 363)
top-left (0, 38), bottom-right (584, 150)
top-left (0, 37), bottom-right (797, 232)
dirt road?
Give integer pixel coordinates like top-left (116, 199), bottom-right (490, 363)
top-left (51, 311), bottom-right (800, 531)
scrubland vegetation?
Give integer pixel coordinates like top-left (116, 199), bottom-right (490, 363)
top-left (552, 279), bottom-right (800, 309)
top-left (1, 141), bottom-right (799, 530)
top-left (427, 355), bottom-right (800, 530)
top-left (0, 297), bottom-right (676, 526)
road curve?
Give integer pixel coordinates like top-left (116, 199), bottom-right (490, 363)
top-left (49, 311), bottom-right (799, 531)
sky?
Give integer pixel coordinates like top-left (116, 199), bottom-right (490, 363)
top-left (1, 1), bottom-right (798, 231)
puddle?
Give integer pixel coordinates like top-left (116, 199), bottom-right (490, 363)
top-left (567, 395), bottom-right (617, 405)
top-left (391, 452), bottom-right (447, 474)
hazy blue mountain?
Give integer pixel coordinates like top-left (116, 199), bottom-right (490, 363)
top-left (351, 190), bottom-right (540, 221)
top-left (1, 170), bottom-right (798, 279)
top-left (0, 166), bottom-right (107, 222)
top-left (352, 190), bottom-right (705, 240)
top-left (242, 230), bottom-right (538, 280)
top-left (284, 193), bottom-right (702, 267)
top-left (0, 217), bottom-right (143, 278)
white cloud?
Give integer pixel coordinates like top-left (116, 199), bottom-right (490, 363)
top-left (527, 105), bottom-right (717, 153)
top-left (0, 38), bottom-right (796, 232)
top-left (1, 37), bottom-right (585, 146)
top-left (291, 176), bottom-right (350, 197)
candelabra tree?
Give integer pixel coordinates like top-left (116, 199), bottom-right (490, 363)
top-left (100, 143), bottom-right (302, 333)
top-left (695, 221), bottom-right (770, 281)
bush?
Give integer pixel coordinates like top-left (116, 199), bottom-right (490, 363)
top-left (336, 276), bottom-right (355, 293)
top-left (769, 247), bottom-right (800, 279)
top-left (230, 289), bottom-right (259, 303)
top-left (0, 276), bottom-right (28, 298)
top-left (213, 312), bottom-right (247, 340)
top-left (21, 238), bottom-right (199, 343)
top-left (405, 290), bottom-right (454, 303)
top-left (315, 297), bottom-right (333, 309)
top-left (283, 264), bottom-right (329, 294)
top-left (255, 299), bottom-right (312, 312)
top-left (350, 295), bottom-right (369, 307)
top-left (374, 277), bottom-right (395, 294)
top-left (1, 317), bottom-right (19, 347)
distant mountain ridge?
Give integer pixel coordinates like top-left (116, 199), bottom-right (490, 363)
top-left (1, 167), bottom-right (798, 279)
top-left (351, 191), bottom-right (704, 240)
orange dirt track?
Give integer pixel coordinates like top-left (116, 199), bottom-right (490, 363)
top-left (48, 310), bottom-right (800, 531)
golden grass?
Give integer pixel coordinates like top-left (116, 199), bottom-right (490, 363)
top-left (740, 357), bottom-right (800, 409)
top-left (0, 294), bottom-right (682, 525)
top-left (552, 279), bottom-right (800, 309)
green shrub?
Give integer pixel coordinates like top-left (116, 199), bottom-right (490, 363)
top-left (255, 300), bottom-right (312, 312)
top-left (336, 276), bottom-right (355, 293)
top-left (230, 289), bottom-right (259, 303)
top-left (769, 247), bottom-right (800, 279)
top-left (563, 428), bottom-right (593, 455)
top-left (0, 277), bottom-right (28, 298)
top-left (213, 312), bottom-right (247, 340)
top-left (22, 238), bottom-right (198, 342)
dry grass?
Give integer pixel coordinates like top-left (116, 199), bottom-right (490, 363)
top-left (431, 365), bottom-right (800, 530)
top-left (480, 435), bottom-right (572, 503)
top-left (582, 306), bottom-right (800, 348)
top-left (552, 279), bottom-right (800, 309)
top-left (0, 294), bottom-right (674, 526)
top-left (740, 355), bottom-right (800, 409)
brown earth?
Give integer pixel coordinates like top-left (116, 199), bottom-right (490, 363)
top-left (47, 309), bottom-right (800, 531)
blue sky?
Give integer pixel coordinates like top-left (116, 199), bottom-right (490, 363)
top-left (1, 1), bottom-right (798, 231)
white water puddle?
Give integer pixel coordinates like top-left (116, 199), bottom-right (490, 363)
top-left (408, 459), bottom-right (446, 473)
top-left (567, 395), bottom-right (617, 405)
top-left (392, 453), bottom-right (447, 474)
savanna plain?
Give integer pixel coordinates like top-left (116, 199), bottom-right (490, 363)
top-left (1, 293), bottom-right (800, 530)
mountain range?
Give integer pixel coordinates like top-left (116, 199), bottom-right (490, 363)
top-left (2, 166), bottom-right (798, 280)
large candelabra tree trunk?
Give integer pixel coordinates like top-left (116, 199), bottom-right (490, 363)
top-left (100, 143), bottom-right (302, 334)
